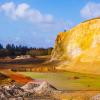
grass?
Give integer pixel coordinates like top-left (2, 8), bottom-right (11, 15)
top-left (20, 71), bottom-right (100, 90)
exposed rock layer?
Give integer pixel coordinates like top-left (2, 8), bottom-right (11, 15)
top-left (52, 18), bottom-right (100, 63)
top-left (51, 18), bottom-right (100, 74)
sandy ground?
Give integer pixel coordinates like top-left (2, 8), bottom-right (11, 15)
top-left (54, 91), bottom-right (100, 100)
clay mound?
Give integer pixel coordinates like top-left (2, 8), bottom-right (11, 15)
top-left (0, 81), bottom-right (60, 100)
top-left (22, 81), bottom-right (58, 95)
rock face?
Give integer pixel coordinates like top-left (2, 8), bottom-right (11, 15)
top-left (51, 18), bottom-right (100, 74)
top-left (51, 18), bottom-right (100, 63)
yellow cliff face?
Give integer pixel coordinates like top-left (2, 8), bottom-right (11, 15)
top-left (51, 18), bottom-right (100, 64)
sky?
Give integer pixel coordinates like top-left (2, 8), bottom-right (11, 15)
top-left (0, 0), bottom-right (100, 48)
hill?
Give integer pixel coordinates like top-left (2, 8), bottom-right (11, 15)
top-left (51, 18), bottom-right (100, 74)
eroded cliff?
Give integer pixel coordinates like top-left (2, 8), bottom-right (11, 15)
top-left (51, 18), bottom-right (100, 74)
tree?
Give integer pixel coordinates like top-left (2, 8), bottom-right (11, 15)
top-left (6, 44), bottom-right (12, 50)
top-left (6, 44), bottom-right (16, 56)
top-left (11, 44), bottom-right (15, 50)
top-left (0, 44), bottom-right (3, 50)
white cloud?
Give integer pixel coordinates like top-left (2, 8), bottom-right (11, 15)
top-left (0, 1), bottom-right (74, 37)
top-left (80, 2), bottom-right (100, 19)
top-left (0, 2), bottom-right (54, 24)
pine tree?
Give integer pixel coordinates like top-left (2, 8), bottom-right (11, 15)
top-left (0, 43), bottom-right (3, 50)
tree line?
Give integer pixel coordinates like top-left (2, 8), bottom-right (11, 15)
top-left (0, 43), bottom-right (53, 57)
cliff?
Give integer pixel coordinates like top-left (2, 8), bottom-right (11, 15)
top-left (51, 18), bottom-right (100, 74)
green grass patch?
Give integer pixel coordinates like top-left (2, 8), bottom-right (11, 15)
top-left (19, 71), bottom-right (100, 90)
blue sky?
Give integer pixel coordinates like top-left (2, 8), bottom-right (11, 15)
top-left (0, 0), bottom-right (100, 47)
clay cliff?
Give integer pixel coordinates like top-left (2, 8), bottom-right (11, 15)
top-left (51, 18), bottom-right (100, 74)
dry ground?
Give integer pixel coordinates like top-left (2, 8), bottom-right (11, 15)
top-left (1, 56), bottom-right (100, 99)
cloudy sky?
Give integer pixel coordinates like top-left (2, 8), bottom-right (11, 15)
top-left (0, 0), bottom-right (100, 47)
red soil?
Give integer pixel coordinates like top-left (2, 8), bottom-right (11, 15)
top-left (1, 70), bottom-right (33, 84)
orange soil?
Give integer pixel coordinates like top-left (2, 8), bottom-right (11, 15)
top-left (0, 70), bottom-right (33, 84)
